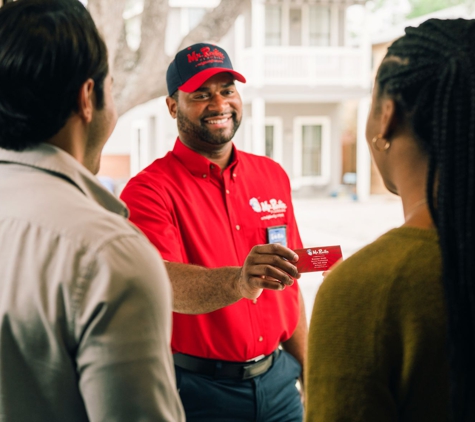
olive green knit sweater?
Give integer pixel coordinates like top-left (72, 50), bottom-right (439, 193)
top-left (305, 227), bottom-right (449, 422)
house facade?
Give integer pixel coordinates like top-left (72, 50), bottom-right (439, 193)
top-left (100, 0), bottom-right (372, 197)
top-left (366, 2), bottom-right (475, 196)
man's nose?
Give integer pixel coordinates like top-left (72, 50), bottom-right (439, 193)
top-left (208, 94), bottom-right (227, 113)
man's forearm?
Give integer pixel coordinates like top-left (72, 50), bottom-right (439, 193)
top-left (165, 262), bottom-right (242, 314)
top-left (165, 243), bottom-right (300, 314)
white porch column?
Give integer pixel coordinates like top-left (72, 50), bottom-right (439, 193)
top-left (330, 5), bottom-right (339, 46)
top-left (251, 0), bottom-right (265, 87)
top-left (356, 97), bottom-right (371, 201)
top-left (252, 97), bottom-right (266, 156)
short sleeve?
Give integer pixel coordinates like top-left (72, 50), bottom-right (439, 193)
top-left (121, 178), bottom-right (184, 262)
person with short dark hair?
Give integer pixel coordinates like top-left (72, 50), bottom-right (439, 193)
top-left (0, 1), bottom-right (185, 420)
top-left (121, 43), bottom-right (307, 421)
top-left (305, 18), bottom-right (475, 421)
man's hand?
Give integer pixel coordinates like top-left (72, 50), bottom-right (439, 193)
top-left (238, 244), bottom-right (300, 300)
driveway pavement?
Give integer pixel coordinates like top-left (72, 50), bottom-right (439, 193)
top-left (292, 194), bottom-right (404, 322)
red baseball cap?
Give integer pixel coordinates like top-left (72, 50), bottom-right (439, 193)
top-left (166, 43), bottom-right (246, 96)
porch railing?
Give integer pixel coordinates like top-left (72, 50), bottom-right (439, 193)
top-left (240, 46), bottom-right (370, 87)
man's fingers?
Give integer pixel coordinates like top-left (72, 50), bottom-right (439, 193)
top-left (246, 255), bottom-right (300, 279)
top-left (249, 276), bottom-right (287, 291)
top-left (249, 263), bottom-right (297, 285)
top-left (250, 243), bottom-right (299, 263)
top-left (239, 244), bottom-right (301, 299)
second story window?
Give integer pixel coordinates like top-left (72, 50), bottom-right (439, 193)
top-left (309, 5), bottom-right (331, 46)
top-left (265, 5), bottom-right (282, 46)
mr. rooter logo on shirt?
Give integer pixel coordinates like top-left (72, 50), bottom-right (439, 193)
top-left (249, 197), bottom-right (287, 221)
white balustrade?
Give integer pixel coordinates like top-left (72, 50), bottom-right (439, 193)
top-left (241, 46), bottom-right (368, 87)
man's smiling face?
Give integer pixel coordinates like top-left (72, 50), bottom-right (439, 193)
top-left (171, 72), bottom-right (242, 150)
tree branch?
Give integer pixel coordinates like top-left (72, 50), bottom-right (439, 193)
top-left (113, 0), bottom-right (248, 116)
top-left (114, 0), bottom-right (170, 115)
top-left (178, 0), bottom-right (250, 51)
top-left (88, 0), bottom-right (128, 70)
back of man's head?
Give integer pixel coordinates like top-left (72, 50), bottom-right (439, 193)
top-left (0, 0), bottom-right (108, 151)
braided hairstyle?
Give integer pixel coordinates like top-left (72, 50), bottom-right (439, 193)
top-left (376, 19), bottom-right (475, 420)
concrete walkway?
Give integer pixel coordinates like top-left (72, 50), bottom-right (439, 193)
top-left (292, 194), bottom-right (404, 322)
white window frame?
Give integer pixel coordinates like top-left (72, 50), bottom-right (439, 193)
top-left (292, 116), bottom-right (331, 187)
top-left (265, 117), bottom-right (283, 165)
top-left (264, 3), bottom-right (284, 46)
top-left (261, 3), bottom-right (340, 48)
top-left (307, 4), bottom-right (333, 47)
top-left (131, 119), bottom-right (148, 176)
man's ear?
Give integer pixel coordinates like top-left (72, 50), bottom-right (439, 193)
top-left (379, 98), bottom-right (398, 139)
top-left (166, 95), bottom-right (177, 119)
top-left (77, 79), bottom-right (95, 123)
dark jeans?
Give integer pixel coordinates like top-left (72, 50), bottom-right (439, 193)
top-left (175, 349), bottom-right (303, 422)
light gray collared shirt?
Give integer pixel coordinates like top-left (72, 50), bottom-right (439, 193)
top-left (0, 144), bottom-right (184, 422)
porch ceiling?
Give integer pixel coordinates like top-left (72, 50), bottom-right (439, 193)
top-left (264, 0), bottom-right (368, 6)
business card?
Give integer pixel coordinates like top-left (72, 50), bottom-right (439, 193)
top-left (294, 245), bottom-right (342, 273)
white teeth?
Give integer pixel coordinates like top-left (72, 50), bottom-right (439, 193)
top-left (207, 118), bottom-right (228, 124)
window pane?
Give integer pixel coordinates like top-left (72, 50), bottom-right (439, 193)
top-left (302, 125), bottom-right (322, 176)
top-left (309, 6), bottom-right (330, 46)
top-left (265, 125), bottom-right (274, 159)
top-left (265, 5), bottom-right (281, 46)
top-left (289, 8), bottom-right (302, 46)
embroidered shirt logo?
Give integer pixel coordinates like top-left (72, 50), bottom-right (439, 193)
top-left (249, 198), bottom-right (262, 212)
top-left (249, 197), bottom-right (287, 221)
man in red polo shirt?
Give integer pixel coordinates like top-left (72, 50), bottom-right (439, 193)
top-left (121, 43), bottom-right (307, 421)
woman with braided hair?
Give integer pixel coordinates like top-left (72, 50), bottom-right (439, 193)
top-left (305, 19), bottom-right (475, 421)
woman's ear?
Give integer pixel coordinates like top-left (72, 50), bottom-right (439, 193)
top-left (77, 79), bottom-right (95, 123)
top-left (379, 98), bottom-right (398, 139)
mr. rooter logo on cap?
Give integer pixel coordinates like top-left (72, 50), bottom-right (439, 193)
top-left (187, 46), bottom-right (225, 67)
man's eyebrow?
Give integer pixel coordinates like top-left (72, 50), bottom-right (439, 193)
top-left (194, 82), bottom-right (236, 92)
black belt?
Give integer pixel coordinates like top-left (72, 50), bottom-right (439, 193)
top-left (173, 349), bottom-right (279, 380)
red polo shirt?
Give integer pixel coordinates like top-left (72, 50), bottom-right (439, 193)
top-left (121, 139), bottom-right (303, 361)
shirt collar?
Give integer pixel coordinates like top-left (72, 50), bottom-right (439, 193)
top-left (171, 137), bottom-right (239, 178)
top-left (0, 143), bottom-right (128, 218)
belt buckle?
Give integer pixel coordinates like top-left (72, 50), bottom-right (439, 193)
top-left (241, 354), bottom-right (273, 380)
top-left (241, 362), bottom-right (256, 380)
